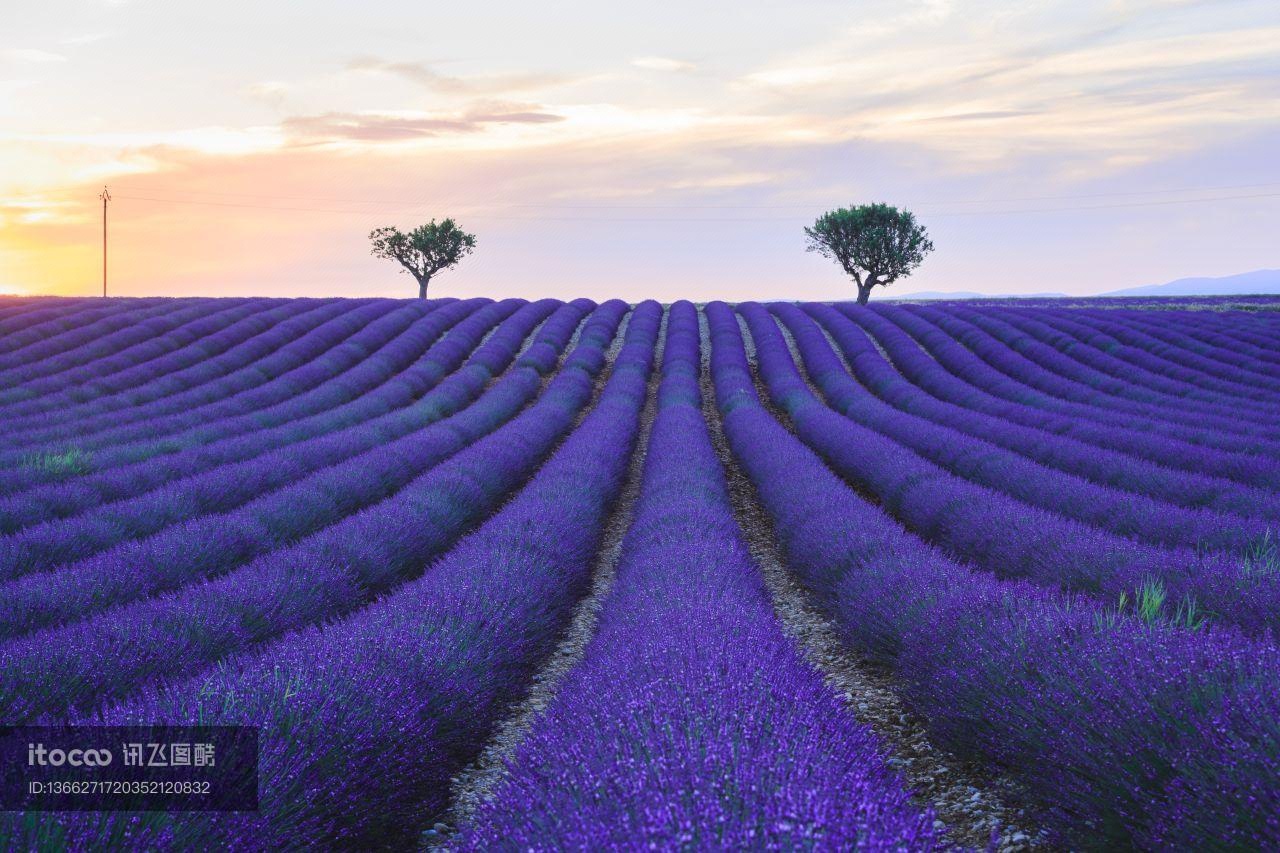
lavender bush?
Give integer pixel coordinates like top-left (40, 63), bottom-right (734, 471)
top-left (454, 301), bottom-right (944, 850)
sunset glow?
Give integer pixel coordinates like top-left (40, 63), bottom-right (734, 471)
top-left (3, 0), bottom-right (1278, 299)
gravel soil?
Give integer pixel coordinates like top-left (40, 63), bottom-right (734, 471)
top-left (429, 305), bottom-right (1051, 850)
top-left (700, 308), bottom-right (1051, 852)
top-left (428, 308), bottom-right (665, 846)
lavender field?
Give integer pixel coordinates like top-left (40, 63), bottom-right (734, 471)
top-left (1, 294), bottom-right (1278, 850)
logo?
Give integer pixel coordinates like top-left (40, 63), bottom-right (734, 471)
top-left (27, 743), bottom-right (114, 768)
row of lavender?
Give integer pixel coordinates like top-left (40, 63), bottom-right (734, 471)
top-left (821, 305), bottom-right (1280, 517)
top-left (2, 299), bottom-right (950, 850)
top-left (1, 295), bottom-right (1277, 847)
top-left (0, 299), bottom-right (633, 721)
top-left (0, 299), bottom-right (509, 552)
top-left (836, 302), bottom-right (1280, 542)
top-left (0, 302), bottom-right (594, 640)
top-left (4, 301), bottom-right (663, 848)
top-left (452, 302), bottom-right (942, 849)
top-left (709, 302), bottom-right (1279, 849)
top-left (880, 304), bottom-right (1280, 461)
top-left (0, 300), bottom-right (528, 626)
top-left (745, 304), bottom-right (1280, 637)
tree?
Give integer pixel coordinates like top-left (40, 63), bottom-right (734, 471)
top-left (804, 203), bottom-right (934, 305)
top-left (369, 219), bottom-right (477, 300)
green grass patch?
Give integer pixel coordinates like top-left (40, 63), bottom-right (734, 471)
top-left (20, 447), bottom-right (93, 476)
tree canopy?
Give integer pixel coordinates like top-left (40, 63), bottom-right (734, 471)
top-left (370, 219), bottom-right (477, 299)
top-left (804, 203), bottom-right (933, 304)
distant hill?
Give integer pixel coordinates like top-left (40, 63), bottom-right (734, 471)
top-left (1100, 269), bottom-right (1280, 297)
top-left (894, 269), bottom-right (1280, 300)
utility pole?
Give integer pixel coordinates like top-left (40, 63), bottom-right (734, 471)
top-left (99, 186), bottom-right (111, 297)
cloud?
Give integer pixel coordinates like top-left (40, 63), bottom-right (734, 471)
top-left (60, 33), bottom-right (111, 46)
top-left (461, 102), bottom-right (568, 125)
top-left (631, 56), bottom-right (697, 72)
top-left (0, 197), bottom-right (76, 226)
top-left (845, 0), bottom-right (954, 37)
top-left (731, 11), bottom-right (1280, 170)
top-left (247, 81), bottom-right (291, 107)
top-left (917, 109), bottom-right (1038, 122)
top-left (1, 49), bottom-right (68, 64)
top-left (345, 57), bottom-right (570, 95)
top-left (280, 106), bottom-right (564, 143)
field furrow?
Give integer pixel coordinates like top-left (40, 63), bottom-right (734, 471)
top-left (450, 301), bottom-right (943, 849)
top-left (707, 301), bottom-right (1280, 849)
top-left (2, 302), bottom-right (662, 849)
top-left (1, 294), bottom-right (1276, 851)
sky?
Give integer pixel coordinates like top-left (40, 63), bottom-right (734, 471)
top-left (1, 0), bottom-right (1278, 301)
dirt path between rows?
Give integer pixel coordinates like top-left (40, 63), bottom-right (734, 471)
top-left (699, 307), bottom-right (1049, 852)
top-left (430, 307), bottom-right (665, 845)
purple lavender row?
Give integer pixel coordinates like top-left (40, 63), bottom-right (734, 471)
top-left (0, 297), bottom-right (232, 373)
top-left (0, 297), bottom-right (180, 361)
top-left (1018, 304), bottom-right (1280, 394)
top-left (922, 303), bottom-right (1280, 434)
top-left (1034, 305), bottom-right (1280, 388)
top-left (0, 296), bottom-right (97, 321)
top-left (0, 298), bottom-right (341, 423)
top-left (0, 299), bottom-right (422, 452)
top-left (0, 300), bottom-right (445, 494)
top-left (0, 299), bottom-right (514, 537)
top-left (0, 302), bottom-right (443, 511)
top-left (983, 304), bottom-right (1280, 417)
top-left (859, 305), bottom-right (1280, 480)
top-left (0, 299), bottom-right (257, 402)
top-left (0, 300), bottom-right (58, 327)
top-left (0, 300), bottom-right (541, 583)
top-left (0, 298), bottom-right (307, 417)
top-left (0, 298), bottom-right (101, 339)
top-left (455, 301), bottom-right (945, 850)
top-left (802, 303), bottom-right (1280, 522)
top-left (9, 303), bottom-right (662, 850)
top-left (1130, 305), bottom-right (1280, 353)
top-left (1, 298), bottom-right (423, 447)
top-left (742, 304), bottom-right (1280, 638)
top-left (0, 299), bottom-right (268, 404)
top-left (0, 297), bottom-right (109, 330)
top-left (0, 302), bottom-right (574, 638)
top-left (0, 298), bottom-right (235, 386)
top-left (973, 306), bottom-right (1280, 418)
top-left (923, 301), bottom-right (1280, 449)
top-left (0, 297), bottom-right (395, 448)
top-left (983, 304), bottom-right (1280, 404)
top-left (895, 301), bottom-right (1268, 435)
top-left (0, 300), bottom-right (448, 476)
top-left (0, 301), bottom-right (627, 722)
top-left (0, 297), bottom-right (165, 350)
top-left (708, 302), bottom-right (1280, 849)
top-left (904, 304), bottom-right (1280, 443)
top-left (1096, 307), bottom-right (1280, 369)
top-left (1095, 309), bottom-right (1280, 383)
top-left (770, 303), bottom-right (1275, 547)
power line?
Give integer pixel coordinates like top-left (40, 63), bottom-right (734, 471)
top-left (916, 181), bottom-right (1280, 207)
top-left (111, 194), bottom-right (424, 216)
top-left (109, 189), bottom-right (1280, 220)
top-left (105, 179), bottom-right (1280, 209)
top-left (2, 175), bottom-right (1280, 208)
top-left (925, 190), bottom-right (1280, 216)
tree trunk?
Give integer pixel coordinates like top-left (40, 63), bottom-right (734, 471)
top-left (417, 276), bottom-right (429, 300)
top-left (856, 282), bottom-right (873, 305)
